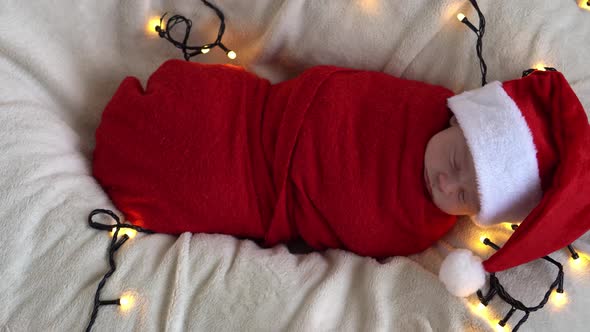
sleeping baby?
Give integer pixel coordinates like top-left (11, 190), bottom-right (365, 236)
top-left (93, 60), bottom-right (590, 277)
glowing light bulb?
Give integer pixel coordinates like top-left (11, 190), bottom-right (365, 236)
top-left (469, 301), bottom-right (502, 331)
top-left (146, 17), bottom-right (162, 35)
top-left (227, 50), bottom-right (237, 60)
top-left (534, 63), bottom-right (546, 71)
top-left (495, 324), bottom-right (507, 332)
top-left (551, 290), bottom-right (567, 307)
top-left (457, 13), bottom-right (466, 22)
top-left (358, 0), bottom-right (380, 15)
top-left (570, 253), bottom-right (588, 270)
top-left (119, 296), bottom-right (129, 306)
top-left (110, 228), bottom-right (137, 239)
top-left (475, 235), bottom-right (490, 250)
top-left (579, 0), bottom-right (590, 10)
top-left (201, 47), bottom-right (210, 54)
top-left (119, 294), bottom-right (134, 311)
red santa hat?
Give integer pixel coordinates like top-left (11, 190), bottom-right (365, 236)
top-left (438, 70), bottom-right (590, 297)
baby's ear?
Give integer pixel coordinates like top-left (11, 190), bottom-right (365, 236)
top-left (450, 115), bottom-right (459, 127)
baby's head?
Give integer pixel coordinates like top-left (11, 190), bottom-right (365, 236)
top-left (436, 71), bottom-right (590, 298)
top-left (424, 116), bottom-right (480, 217)
top-left (425, 75), bottom-right (577, 227)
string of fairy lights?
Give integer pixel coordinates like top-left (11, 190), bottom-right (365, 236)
top-left (85, 209), bottom-right (154, 332)
top-left (154, 0), bottom-right (237, 61)
top-left (471, 224), bottom-right (586, 332)
top-left (85, 1), bottom-right (235, 330)
top-left (477, 226), bottom-right (573, 331)
top-left (84, 0), bottom-right (589, 331)
top-left (457, 3), bottom-right (588, 330)
top-left (456, 0), bottom-right (487, 87)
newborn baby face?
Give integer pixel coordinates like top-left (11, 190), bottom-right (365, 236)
top-left (424, 117), bottom-right (480, 216)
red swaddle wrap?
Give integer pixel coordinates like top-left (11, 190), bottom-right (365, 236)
top-left (93, 60), bottom-right (456, 257)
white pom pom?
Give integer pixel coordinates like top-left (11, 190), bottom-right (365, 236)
top-left (439, 249), bottom-right (486, 297)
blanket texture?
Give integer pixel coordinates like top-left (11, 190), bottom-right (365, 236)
top-left (93, 60), bottom-right (456, 257)
top-left (1, 0), bottom-right (589, 331)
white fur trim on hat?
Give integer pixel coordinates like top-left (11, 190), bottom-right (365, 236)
top-left (448, 82), bottom-right (542, 226)
top-left (439, 249), bottom-right (486, 297)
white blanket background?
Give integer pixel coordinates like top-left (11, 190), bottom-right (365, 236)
top-left (1, 0), bottom-right (589, 331)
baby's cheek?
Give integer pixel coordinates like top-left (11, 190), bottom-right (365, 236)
top-left (432, 195), bottom-right (462, 216)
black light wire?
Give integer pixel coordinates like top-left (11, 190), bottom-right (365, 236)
top-left (458, 0), bottom-right (488, 86)
top-left (478, 236), bottom-right (564, 331)
top-left (155, 0), bottom-right (234, 61)
top-left (478, 222), bottom-right (580, 331)
top-left (85, 209), bottom-right (154, 332)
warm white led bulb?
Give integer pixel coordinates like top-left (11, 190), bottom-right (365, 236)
top-left (119, 296), bottom-right (129, 306)
top-left (534, 63), bottom-right (546, 71)
top-left (457, 13), bottom-right (466, 22)
top-left (551, 290), bottom-right (567, 307)
top-left (146, 17), bottom-right (162, 35)
top-left (119, 294), bottom-right (134, 311)
top-left (201, 47), bottom-right (210, 54)
top-left (110, 228), bottom-right (137, 239)
top-left (495, 324), bottom-right (506, 332)
top-left (227, 50), bottom-right (237, 59)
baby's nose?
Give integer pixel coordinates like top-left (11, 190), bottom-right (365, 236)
top-left (438, 172), bottom-right (459, 195)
